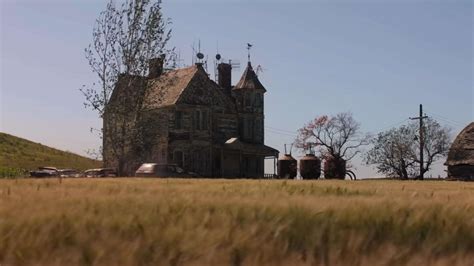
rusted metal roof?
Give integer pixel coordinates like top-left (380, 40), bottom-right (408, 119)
top-left (233, 62), bottom-right (266, 92)
top-left (446, 122), bottom-right (474, 166)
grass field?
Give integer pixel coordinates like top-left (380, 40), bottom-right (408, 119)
top-left (1, 178), bottom-right (473, 266)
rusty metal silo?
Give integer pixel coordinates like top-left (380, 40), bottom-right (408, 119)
top-left (299, 154), bottom-right (321, 179)
top-left (278, 144), bottom-right (297, 179)
top-left (323, 156), bottom-right (346, 179)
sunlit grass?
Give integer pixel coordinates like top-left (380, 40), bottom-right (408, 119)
top-left (1, 178), bottom-right (473, 265)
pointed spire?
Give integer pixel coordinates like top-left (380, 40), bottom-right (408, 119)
top-left (233, 60), bottom-right (266, 92)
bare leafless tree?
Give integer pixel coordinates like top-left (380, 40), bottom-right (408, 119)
top-left (81, 0), bottom-right (174, 172)
top-left (295, 112), bottom-right (371, 162)
top-left (365, 118), bottom-right (451, 179)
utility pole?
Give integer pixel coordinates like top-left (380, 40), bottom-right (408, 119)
top-left (410, 104), bottom-right (428, 180)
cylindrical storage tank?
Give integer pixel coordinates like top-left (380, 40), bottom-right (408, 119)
top-left (278, 154), bottom-right (297, 179)
top-left (324, 156), bottom-right (346, 179)
top-left (299, 154), bottom-right (321, 179)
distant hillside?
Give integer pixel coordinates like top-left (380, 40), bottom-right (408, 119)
top-left (0, 132), bottom-right (102, 175)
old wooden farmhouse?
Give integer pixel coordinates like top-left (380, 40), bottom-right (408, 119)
top-left (103, 57), bottom-right (279, 177)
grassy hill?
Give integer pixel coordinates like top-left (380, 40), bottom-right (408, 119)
top-left (0, 132), bottom-right (102, 177)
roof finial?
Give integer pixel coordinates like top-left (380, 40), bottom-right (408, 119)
top-left (246, 43), bottom-right (253, 64)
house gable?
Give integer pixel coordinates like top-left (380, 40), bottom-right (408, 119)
top-left (176, 66), bottom-right (236, 113)
top-left (142, 66), bottom-right (198, 110)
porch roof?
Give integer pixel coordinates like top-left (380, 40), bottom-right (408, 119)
top-left (224, 138), bottom-right (279, 157)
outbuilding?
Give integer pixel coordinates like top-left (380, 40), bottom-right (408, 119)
top-left (445, 122), bottom-right (474, 180)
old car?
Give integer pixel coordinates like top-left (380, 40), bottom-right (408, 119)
top-left (58, 169), bottom-right (82, 178)
top-left (84, 168), bottom-right (117, 178)
top-left (30, 167), bottom-right (59, 178)
top-left (134, 163), bottom-right (190, 178)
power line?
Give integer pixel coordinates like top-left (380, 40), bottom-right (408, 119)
top-left (266, 126), bottom-right (297, 134)
top-left (374, 118), bottom-right (410, 134)
top-left (265, 127), bottom-right (297, 137)
top-left (423, 110), bottom-right (465, 127)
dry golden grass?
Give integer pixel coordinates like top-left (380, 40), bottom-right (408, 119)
top-left (1, 178), bottom-right (473, 266)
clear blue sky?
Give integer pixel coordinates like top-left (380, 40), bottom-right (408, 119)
top-left (1, 0), bottom-right (472, 178)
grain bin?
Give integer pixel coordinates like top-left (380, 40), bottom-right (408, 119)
top-left (323, 156), bottom-right (346, 179)
top-left (299, 154), bottom-right (321, 179)
top-left (278, 144), bottom-right (297, 179)
top-left (278, 154), bottom-right (297, 179)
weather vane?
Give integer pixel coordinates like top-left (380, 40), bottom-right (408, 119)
top-left (247, 43), bottom-right (253, 62)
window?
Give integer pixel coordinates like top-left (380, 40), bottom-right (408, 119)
top-left (255, 93), bottom-right (262, 107)
top-left (174, 150), bottom-right (184, 168)
top-left (194, 110), bottom-right (209, 131)
top-left (244, 118), bottom-right (254, 139)
top-left (175, 111), bottom-right (183, 130)
top-left (202, 110), bottom-right (208, 130)
top-left (194, 110), bottom-right (200, 130)
top-left (255, 118), bottom-right (262, 142)
top-left (245, 93), bottom-right (252, 107)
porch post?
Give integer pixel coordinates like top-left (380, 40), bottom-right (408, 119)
top-left (220, 148), bottom-right (224, 177)
top-left (239, 150), bottom-right (243, 178)
top-left (273, 154), bottom-right (276, 178)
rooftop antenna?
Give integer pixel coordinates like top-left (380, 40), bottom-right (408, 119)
top-left (228, 59), bottom-right (241, 71)
top-left (175, 49), bottom-right (185, 68)
top-left (191, 41), bottom-right (196, 65)
top-left (196, 39), bottom-right (204, 64)
top-left (214, 41), bottom-right (222, 81)
top-left (255, 64), bottom-right (265, 76)
top-left (204, 55), bottom-right (209, 73)
top-left (246, 43), bottom-right (253, 63)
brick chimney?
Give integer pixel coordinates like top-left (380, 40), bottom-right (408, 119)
top-left (218, 63), bottom-right (232, 93)
top-left (148, 55), bottom-right (165, 79)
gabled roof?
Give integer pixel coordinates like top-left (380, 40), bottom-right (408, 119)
top-left (142, 65), bottom-right (199, 109)
top-left (233, 62), bottom-right (266, 92)
top-left (446, 122), bottom-right (474, 166)
top-left (106, 74), bottom-right (146, 114)
top-left (142, 65), bottom-right (237, 112)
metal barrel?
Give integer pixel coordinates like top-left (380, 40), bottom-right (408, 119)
top-left (299, 154), bottom-right (321, 179)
